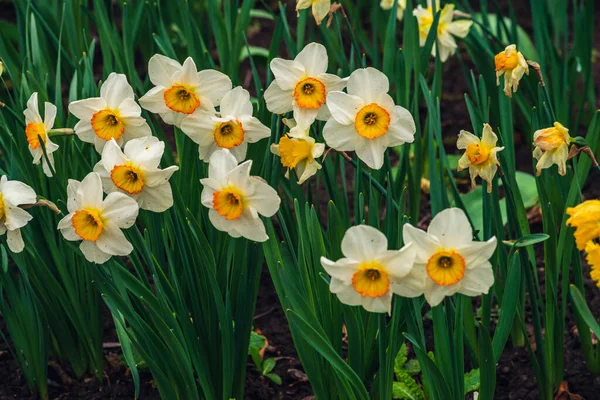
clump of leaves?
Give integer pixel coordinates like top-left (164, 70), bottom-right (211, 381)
top-left (248, 331), bottom-right (281, 385)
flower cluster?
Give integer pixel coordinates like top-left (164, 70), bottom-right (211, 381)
top-left (567, 200), bottom-right (600, 286)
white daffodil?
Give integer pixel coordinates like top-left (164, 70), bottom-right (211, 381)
top-left (413, 0), bottom-right (472, 62)
top-left (320, 225), bottom-right (417, 314)
top-left (323, 67), bottom-right (415, 169)
top-left (402, 208), bottom-right (497, 307)
top-left (457, 124), bottom-right (504, 192)
top-left (296, 0), bottom-right (330, 25)
top-left (180, 86), bottom-right (270, 162)
top-left (270, 118), bottom-right (325, 184)
top-left (0, 176), bottom-right (36, 253)
top-left (200, 149), bottom-right (280, 242)
top-left (58, 172), bottom-right (139, 264)
top-left (264, 42), bottom-right (346, 126)
top-left (533, 122), bottom-right (571, 176)
top-left (380, 0), bottom-right (407, 20)
top-left (139, 55), bottom-right (232, 127)
top-left (93, 138), bottom-right (179, 212)
top-left (23, 93), bottom-right (59, 177)
top-left (69, 73), bottom-right (151, 153)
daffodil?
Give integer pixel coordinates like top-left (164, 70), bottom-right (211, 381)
top-left (58, 172), bottom-right (139, 264)
top-left (23, 93), bottom-right (59, 177)
top-left (270, 119), bottom-right (325, 184)
top-left (69, 73), bottom-right (151, 153)
top-left (585, 241), bottom-right (600, 287)
top-left (323, 67), bottom-right (415, 169)
top-left (200, 149), bottom-right (280, 242)
top-left (93, 138), bottom-right (179, 213)
top-left (402, 208), bottom-right (497, 307)
top-left (494, 44), bottom-right (529, 98)
top-left (566, 200), bottom-right (600, 250)
top-left (139, 55), bottom-right (232, 127)
top-left (380, 0), bottom-right (406, 20)
top-left (533, 122), bottom-right (571, 176)
top-left (320, 225), bottom-right (417, 314)
top-left (457, 124), bottom-right (504, 192)
top-left (296, 0), bottom-right (330, 25)
top-left (264, 42), bottom-right (347, 126)
top-left (0, 176), bottom-right (36, 253)
top-left (413, 0), bottom-right (472, 62)
top-left (180, 86), bottom-right (271, 162)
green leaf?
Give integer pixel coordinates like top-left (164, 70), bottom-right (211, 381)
top-left (394, 369), bottom-right (424, 400)
top-left (394, 342), bottom-right (408, 377)
top-left (262, 358), bottom-right (276, 375)
top-left (471, 13), bottom-right (538, 60)
top-left (265, 373), bottom-right (282, 385)
top-left (502, 234), bottom-right (550, 248)
top-left (393, 381), bottom-right (422, 400)
top-left (464, 369), bottom-right (480, 394)
top-left (569, 285), bottom-right (600, 340)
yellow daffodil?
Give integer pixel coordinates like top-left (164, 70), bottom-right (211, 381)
top-left (0, 176), bottom-right (36, 253)
top-left (457, 124), bottom-right (504, 192)
top-left (533, 122), bottom-right (571, 176)
top-left (296, 0), bottom-right (330, 25)
top-left (566, 199), bottom-right (600, 250)
top-left (380, 0), bottom-right (407, 20)
top-left (23, 93), bottom-right (59, 177)
top-left (413, 0), bottom-right (472, 62)
top-left (585, 241), bottom-right (600, 287)
top-left (494, 44), bottom-right (529, 98)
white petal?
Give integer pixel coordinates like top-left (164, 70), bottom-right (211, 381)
top-left (347, 67), bottom-right (389, 103)
top-left (78, 172), bottom-right (104, 209)
top-left (96, 222), bottom-right (133, 256)
top-left (101, 73), bottom-right (134, 109)
top-left (208, 149), bottom-right (238, 182)
top-left (43, 101), bottom-right (57, 131)
top-left (102, 192), bottom-right (139, 228)
top-left (137, 183), bottom-right (174, 212)
top-left (196, 69), bottom-right (232, 106)
top-left (101, 139), bottom-right (128, 172)
top-left (218, 86), bottom-right (252, 118)
top-left (402, 223), bottom-right (440, 264)
top-left (122, 121), bottom-right (152, 143)
top-left (326, 92), bottom-right (363, 125)
top-left (228, 141), bottom-right (248, 162)
top-left (311, 0), bottom-right (331, 25)
top-left (24, 93), bottom-right (42, 124)
top-left (269, 59), bottom-right (306, 90)
top-left (246, 177), bottom-right (280, 217)
top-left (424, 284), bottom-right (455, 307)
top-left (355, 136), bottom-right (386, 170)
top-left (456, 130), bottom-right (480, 149)
top-left (200, 142), bottom-right (224, 163)
top-left (391, 264), bottom-right (427, 298)
top-left (387, 106), bottom-right (416, 145)
top-left (148, 54), bottom-right (181, 87)
top-left (333, 284), bottom-right (363, 306)
top-left (427, 208), bottom-right (472, 248)
top-left (180, 111), bottom-right (218, 145)
top-left (320, 257), bottom-right (360, 285)
top-left (124, 136), bottom-right (163, 170)
top-left (322, 119), bottom-right (358, 151)
top-left (319, 73), bottom-right (347, 93)
top-left (79, 240), bottom-right (112, 264)
top-left (69, 97), bottom-right (106, 120)
top-left (226, 160), bottom-right (253, 193)
top-left (139, 86), bottom-right (169, 114)
top-left (446, 20), bottom-right (472, 39)
top-left (292, 103), bottom-right (319, 126)
top-left (58, 213), bottom-right (80, 241)
top-left (264, 81), bottom-right (294, 114)
top-left (295, 42), bottom-right (328, 76)
top-left (457, 237), bottom-right (497, 269)
top-left (1, 180), bottom-right (36, 205)
top-left (4, 207), bottom-right (33, 230)
top-left (173, 57), bottom-right (201, 87)
top-left (458, 264), bottom-right (494, 296)
top-left (361, 292), bottom-right (392, 313)
top-left (377, 243), bottom-right (416, 280)
top-left (231, 209), bottom-right (269, 242)
top-left (341, 225), bottom-right (388, 262)
top-left (118, 98), bottom-right (144, 119)
top-left (73, 120), bottom-right (97, 143)
top-left (7, 228), bottom-right (25, 253)
top-left (240, 116), bottom-right (271, 143)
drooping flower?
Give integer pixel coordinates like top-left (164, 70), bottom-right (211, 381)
top-left (296, 0), bottom-right (330, 25)
top-left (0, 176), bottom-right (36, 253)
top-left (413, 0), bottom-right (472, 62)
top-left (323, 67), bottom-right (415, 169)
top-left (402, 208), bottom-right (497, 307)
top-left (320, 225), bottom-right (417, 314)
top-left (532, 122), bottom-right (571, 176)
top-left (93, 138), bottom-right (179, 212)
top-left (494, 44), bottom-right (529, 98)
top-left (139, 55), bottom-right (232, 127)
top-left (200, 149), bottom-right (280, 242)
top-left (457, 124), bottom-right (505, 192)
top-left (585, 241), bottom-right (600, 287)
top-left (69, 73), bottom-right (151, 153)
top-left (380, 0), bottom-right (407, 20)
top-left (270, 119), bottom-right (325, 184)
top-left (57, 172), bottom-right (139, 264)
top-left (264, 42), bottom-right (347, 126)
top-left (180, 86), bottom-right (271, 162)
top-left (23, 93), bottom-right (59, 177)
top-left (566, 199), bottom-right (600, 250)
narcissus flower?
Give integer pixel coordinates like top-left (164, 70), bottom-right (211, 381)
top-left (296, 0), bottom-right (330, 25)
top-left (585, 241), bottom-right (600, 287)
top-left (69, 73), bottom-right (151, 153)
top-left (200, 149), bottom-right (280, 242)
top-left (457, 124), bottom-right (504, 192)
top-left (533, 122), bottom-right (571, 176)
top-left (402, 208), bottom-right (497, 307)
top-left (321, 225), bottom-right (417, 313)
top-left (180, 86), bottom-right (270, 162)
top-left (566, 200), bottom-right (600, 250)
top-left (264, 42), bottom-right (346, 126)
top-left (413, 0), bottom-right (472, 62)
top-left (139, 55), bottom-right (231, 127)
top-left (323, 67), bottom-right (415, 169)
top-left (495, 44), bottom-right (529, 98)
top-left (58, 172), bottom-right (139, 264)
top-left (23, 93), bottom-right (59, 177)
top-left (93, 138), bottom-right (179, 212)
top-left (270, 119), bottom-right (325, 184)
top-left (0, 176), bottom-right (36, 253)
top-left (380, 0), bottom-right (406, 20)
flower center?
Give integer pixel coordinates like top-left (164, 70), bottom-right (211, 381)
top-left (213, 186), bottom-right (244, 220)
top-left (494, 52), bottom-right (519, 71)
top-left (72, 208), bottom-right (104, 241)
top-left (111, 162), bottom-right (145, 194)
top-left (351, 261), bottom-right (390, 298)
top-left (91, 109), bottom-right (125, 140)
top-left (293, 77), bottom-right (326, 109)
top-left (534, 125), bottom-right (569, 151)
top-left (465, 143), bottom-right (491, 165)
top-left (0, 193), bottom-right (5, 222)
top-left (355, 103), bottom-right (390, 139)
top-left (426, 249), bottom-right (466, 286)
top-left (163, 84), bottom-right (200, 114)
top-left (25, 122), bottom-right (47, 150)
top-left (214, 120), bottom-right (245, 149)
top-left (278, 135), bottom-right (314, 169)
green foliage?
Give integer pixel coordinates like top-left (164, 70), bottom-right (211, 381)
top-left (248, 331), bottom-right (282, 385)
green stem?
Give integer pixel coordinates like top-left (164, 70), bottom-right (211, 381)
top-left (48, 128), bottom-right (75, 137)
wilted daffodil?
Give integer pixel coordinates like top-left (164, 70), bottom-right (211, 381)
top-left (402, 208), bottom-right (497, 307)
top-left (320, 225), bottom-right (417, 314)
top-left (380, 0), bottom-right (406, 20)
top-left (23, 92), bottom-right (59, 177)
top-left (69, 73), bottom-right (151, 153)
top-left (413, 0), bottom-right (472, 62)
top-left (457, 124), bottom-right (504, 192)
top-left (585, 242), bottom-right (600, 287)
top-left (180, 86), bottom-right (271, 162)
top-left (494, 44), bottom-right (529, 98)
top-left (58, 172), bottom-right (139, 264)
top-left (94, 138), bottom-right (179, 213)
top-left (533, 122), bottom-right (571, 176)
top-left (296, 0), bottom-right (330, 25)
top-left (566, 199), bottom-right (600, 251)
top-left (200, 149), bottom-right (280, 242)
top-left (139, 54), bottom-right (232, 127)
top-left (0, 176), bottom-right (36, 253)
top-left (323, 67), bottom-right (415, 169)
